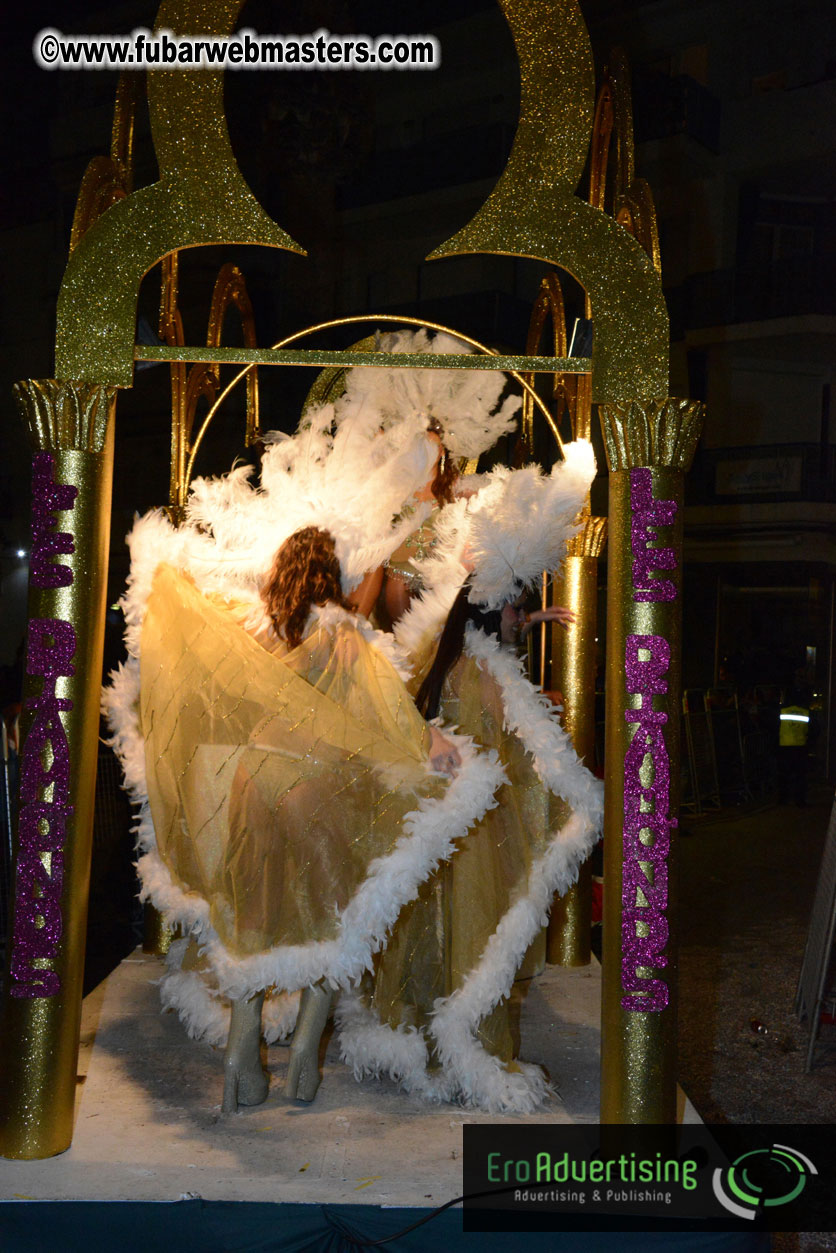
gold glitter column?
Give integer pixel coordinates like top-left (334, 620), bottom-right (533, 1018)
top-left (0, 381), bottom-right (115, 1159)
top-left (599, 398), bottom-right (702, 1124)
top-left (547, 514), bottom-right (607, 965)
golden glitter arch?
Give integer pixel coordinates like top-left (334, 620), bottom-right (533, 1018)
top-left (1, 0), bottom-right (702, 1158)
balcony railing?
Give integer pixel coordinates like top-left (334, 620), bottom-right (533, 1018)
top-left (668, 256), bottom-right (836, 335)
top-left (686, 443), bottom-right (836, 506)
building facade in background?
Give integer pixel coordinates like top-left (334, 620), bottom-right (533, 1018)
top-left (0, 0), bottom-right (834, 769)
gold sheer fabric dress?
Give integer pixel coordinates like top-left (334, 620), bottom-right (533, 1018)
top-left (338, 534), bottom-right (601, 1112)
top-left (139, 564), bottom-right (468, 992)
top-left (365, 651), bottom-right (552, 1062)
top-left (136, 564), bottom-right (596, 1112)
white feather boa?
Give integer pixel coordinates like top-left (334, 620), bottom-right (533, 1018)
top-left (104, 637), bottom-right (505, 996)
top-left (337, 626), bottom-right (603, 1114)
top-left (102, 510), bottom-right (509, 1057)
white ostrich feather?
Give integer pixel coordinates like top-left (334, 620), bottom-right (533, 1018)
top-left (111, 405), bottom-right (439, 640)
top-left (335, 329), bottom-right (520, 459)
top-left (465, 439), bottom-right (596, 609)
top-left (392, 441), bottom-right (597, 664)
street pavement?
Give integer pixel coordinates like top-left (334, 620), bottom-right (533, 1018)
top-left (677, 783), bottom-right (836, 1124)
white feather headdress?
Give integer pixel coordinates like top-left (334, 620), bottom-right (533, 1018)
top-left (119, 400), bottom-right (437, 647)
top-left (334, 328), bottom-right (520, 459)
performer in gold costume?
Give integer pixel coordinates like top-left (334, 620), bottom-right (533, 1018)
top-left (106, 336), bottom-right (602, 1113)
top-left (140, 527), bottom-right (470, 1107)
top-left (331, 398), bottom-right (602, 1110)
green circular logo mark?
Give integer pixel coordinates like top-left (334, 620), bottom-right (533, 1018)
top-left (713, 1144), bottom-right (817, 1220)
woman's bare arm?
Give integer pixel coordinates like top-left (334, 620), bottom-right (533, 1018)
top-left (383, 571), bottom-right (412, 624)
top-left (347, 566), bottom-right (384, 618)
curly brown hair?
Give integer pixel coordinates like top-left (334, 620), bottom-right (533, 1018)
top-left (430, 443), bottom-right (459, 504)
top-left (261, 526), bottom-right (351, 648)
top-left (425, 421), bottom-right (459, 504)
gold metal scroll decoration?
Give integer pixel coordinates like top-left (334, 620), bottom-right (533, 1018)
top-left (164, 259), bottom-right (261, 512)
top-left (428, 0), bottom-right (668, 407)
top-left (518, 274), bottom-right (568, 459)
top-left (204, 264), bottom-right (261, 449)
top-left (55, 0), bottom-right (304, 387)
top-left (69, 73), bottom-right (140, 253)
top-left (588, 49), bottom-right (661, 273)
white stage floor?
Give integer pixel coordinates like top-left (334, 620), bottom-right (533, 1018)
top-left (0, 950), bottom-right (699, 1206)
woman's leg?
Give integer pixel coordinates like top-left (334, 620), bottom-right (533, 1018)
top-left (285, 981), bottom-right (334, 1101)
top-left (222, 991), bottom-right (269, 1113)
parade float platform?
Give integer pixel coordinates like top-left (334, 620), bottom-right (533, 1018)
top-left (0, 952), bottom-right (756, 1253)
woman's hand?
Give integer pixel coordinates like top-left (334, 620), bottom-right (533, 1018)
top-left (428, 725), bottom-right (462, 777)
top-left (519, 605), bottom-right (576, 637)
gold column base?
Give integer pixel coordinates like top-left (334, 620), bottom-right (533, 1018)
top-left (142, 903), bottom-right (174, 956)
top-left (548, 863), bottom-right (592, 966)
top-left (546, 529), bottom-right (604, 968)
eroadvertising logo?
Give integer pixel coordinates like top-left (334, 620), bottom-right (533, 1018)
top-left (462, 1125), bottom-right (833, 1233)
top-left (712, 1144), bottom-right (817, 1220)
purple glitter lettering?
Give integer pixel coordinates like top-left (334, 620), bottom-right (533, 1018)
top-left (621, 905), bottom-right (670, 1012)
top-left (27, 618), bottom-right (77, 678)
top-left (621, 629), bottom-right (675, 1012)
top-left (9, 960), bottom-right (61, 1000)
top-left (17, 802), bottom-right (71, 853)
top-left (20, 682), bottom-right (73, 806)
top-left (10, 456), bottom-right (77, 998)
top-left (8, 848), bottom-right (65, 999)
top-left (624, 809), bottom-right (673, 866)
top-left (622, 906), bottom-right (669, 966)
top-left (10, 793), bottom-right (69, 997)
top-left (621, 978), bottom-right (669, 1014)
top-left (15, 853), bottom-right (64, 930)
top-left (622, 853), bottom-right (669, 911)
top-left (625, 634), bottom-right (670, 697)
top-left (30, 451), bottom-right (77, 589)
top-left (630, 467), bottom-right (677, 602)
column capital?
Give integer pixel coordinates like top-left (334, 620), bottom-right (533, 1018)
top-left (566, 513), bottom-right (607, 558)
top-left (13, 379), bottom-right (116, 454)
top-left (599, 396), bottom-right (704, 473)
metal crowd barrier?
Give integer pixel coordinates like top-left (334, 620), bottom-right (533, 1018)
top-left (705, 686), bottom-right (750, 805)
top-left (681, 686), bottom-right (783, 814)
top-left (681, 689), bottom-right (721, 815)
